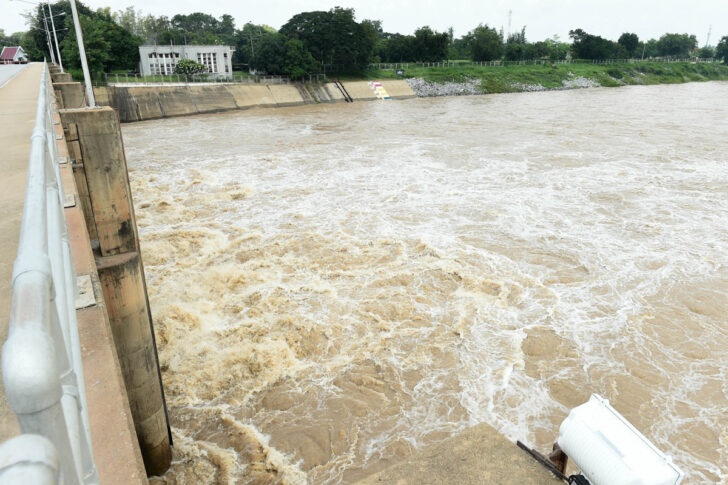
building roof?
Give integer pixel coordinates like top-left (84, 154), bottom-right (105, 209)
top-left (139, 44), bottom-right (234, 52)
top-left (0, 47), bottom-right (20, 60)
top-left (140, 44), bottom-right (233, 48)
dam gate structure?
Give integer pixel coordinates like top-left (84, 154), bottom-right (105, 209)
top-left (1, 62), bottom-right (610, 484)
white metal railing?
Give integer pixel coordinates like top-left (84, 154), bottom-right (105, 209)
top-left (103, 71), bottom-right (291, 85)
top-left (0, 63), bottom-right (98, 484)
top-left (369, 57), bottom-right (719, 70)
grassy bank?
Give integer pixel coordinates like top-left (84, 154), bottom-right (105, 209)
top-left (352, 61), bottom-right (728, 93)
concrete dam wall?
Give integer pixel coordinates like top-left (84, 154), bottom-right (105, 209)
top-left (93, 80), bottom-right (416, 122)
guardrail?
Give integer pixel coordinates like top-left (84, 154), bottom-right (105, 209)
top-left (103, 72), bottom-right (291, 85)
top-left (0, 63), bottom-right (99, 484)
top-left (369, 57), bottom-right (718, 70)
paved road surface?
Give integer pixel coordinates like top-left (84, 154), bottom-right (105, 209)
top-left (0, 64), bottom-right (29, 89)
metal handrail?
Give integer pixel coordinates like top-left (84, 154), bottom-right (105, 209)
top-left (0, 63), bottom-right (99, 484)
top-left (369, 57), bottom-right (719, 70)
top-left (104, 71), bottom-right (292, 85)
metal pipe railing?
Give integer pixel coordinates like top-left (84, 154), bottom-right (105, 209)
top-left (0, 62), bottom-right (99, 485)
top-left (0, 434), bottom-right (62, 483)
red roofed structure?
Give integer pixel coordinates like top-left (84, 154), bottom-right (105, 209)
top-left (0, 46), bottom-right (27, 64)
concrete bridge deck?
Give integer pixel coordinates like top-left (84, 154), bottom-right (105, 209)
top-left (0, 62), bottom-right (39, 440)
top-left (0, 63), bottom-right (147, 483)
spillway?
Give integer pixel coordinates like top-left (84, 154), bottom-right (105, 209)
top-left (122, 81), bottom-right (728, 484)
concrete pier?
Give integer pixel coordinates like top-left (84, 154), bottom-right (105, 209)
top-left (0, 64), bottom-right (147, 483)
top-left (59, 106), bottom-right (172, 476)
top-left (54, 81), bottom-right (85, 109)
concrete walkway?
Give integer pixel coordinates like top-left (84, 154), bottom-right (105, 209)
top-left (0, 62), bottom-right (42, 441)
top-left (0, 64), bottom-right (29, 89)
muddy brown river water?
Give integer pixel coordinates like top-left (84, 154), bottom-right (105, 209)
top-left (122, 82), bottom-right (728, 484)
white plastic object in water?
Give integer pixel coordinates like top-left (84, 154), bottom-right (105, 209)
top-left (558, 394), bottom-right (684, 485)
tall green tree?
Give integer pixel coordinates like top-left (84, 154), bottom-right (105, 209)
top-left (280, 7), bottom-right (375, 71)
top-left (569, 28), bottom-right (618, 59)
top-left (656, 33), bottom-right (697, 57)
top-left (60, 14), bottom-right (110, 73)
top-left (412, 26), bottom-right (449, 61)
top-left (234, 23), bottom-right (271, 67)
top-left (618, 33), bottom-right (639, 57)
top-left (20, 31), bottom-right (45, 61)
top-left (112, 7), bottom-right (169, 44)
top-left (141, 12), bottom-right (237, 46)
top-left (23, 1), bottom-right (140, 71)
top-left (716, 36), bottom-right (728, 64)
top-left (249, 32), bottom-right (317, 79)
top-left (22, 1), bottom-right (84, 61)
top-left (696, 46), bottom-right (714, 58)
top-left (382, 33), bottom-right (415, 62)
top-left (466, 24), bottom-right (503, 61)
top-left (449, 35), bottom-right (469, 60)
top-left (543, 35), bottom-right (570, 60)
top-left (505, 27), bottom-right (527, 60)
top-left (641, 38), bottom-right (659, 58)
top-left (0, 29), bottom-right (23, 47)
top-left (526, 41), bottom-right (551, 60)
top-left (250, 32), bottom-right (287, 73)
top-left (282, 38), bottom-right (318, 79)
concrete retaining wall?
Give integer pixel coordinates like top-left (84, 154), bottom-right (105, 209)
top-left (320, 83), bottom-right (346, 102)
top-left (340, 80), bottom-right (416, 100)
top-left (94, 80), bottom-right (416, 122)
top-left (379, 80), bottom-right (417, 98)
top-left (340, 81), bottom-right (377, 100)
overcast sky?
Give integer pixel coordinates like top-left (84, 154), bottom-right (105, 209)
top-left (3, 0), bottom-right (726, 46)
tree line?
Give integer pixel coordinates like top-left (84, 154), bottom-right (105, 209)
top-left (0, 29), bottom-right (23, 48)
top-left (13, 1), bottom-right (728, 79)
top-left (19, 1), bottom-right (141, 73)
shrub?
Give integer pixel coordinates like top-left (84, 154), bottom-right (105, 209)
top-left (175, 59), bottom-right (207, 75)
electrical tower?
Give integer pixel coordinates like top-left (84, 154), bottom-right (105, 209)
top-left (508, 10), bottom-right (512, 37)
top-left (705, 25), bottom-right (712, 47)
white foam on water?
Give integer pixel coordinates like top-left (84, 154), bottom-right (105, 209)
top-left (125, 81), bottom-right (728, 484)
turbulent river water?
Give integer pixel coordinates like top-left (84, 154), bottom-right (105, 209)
top-left (122, 81), bottom-right (728, 484)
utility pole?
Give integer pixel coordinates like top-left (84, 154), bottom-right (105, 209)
top-left (40, 4), bottom-right (56, 64)
top-left (47, 3), bottom-right (63, 72)
top-left (68, 0), bottom-right (95, 106)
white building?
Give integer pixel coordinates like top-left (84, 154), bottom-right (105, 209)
top-left (138, 45), bottom-right (235, 77)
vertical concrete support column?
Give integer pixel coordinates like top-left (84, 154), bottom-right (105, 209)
top-left (51, 72), bottom-right (73, 83)
top-left (53, 82), bottom-right (85, 109)
top-left (62, 121), bottom-right (99, 242)
top-left (58, 107), bottom-right (171, 476)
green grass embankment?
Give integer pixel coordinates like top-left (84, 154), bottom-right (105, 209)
top-left (354, 61), bottom-right (728, 93)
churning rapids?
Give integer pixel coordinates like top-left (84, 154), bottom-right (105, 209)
top-left (122, 81), bottom-right (728, 484)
